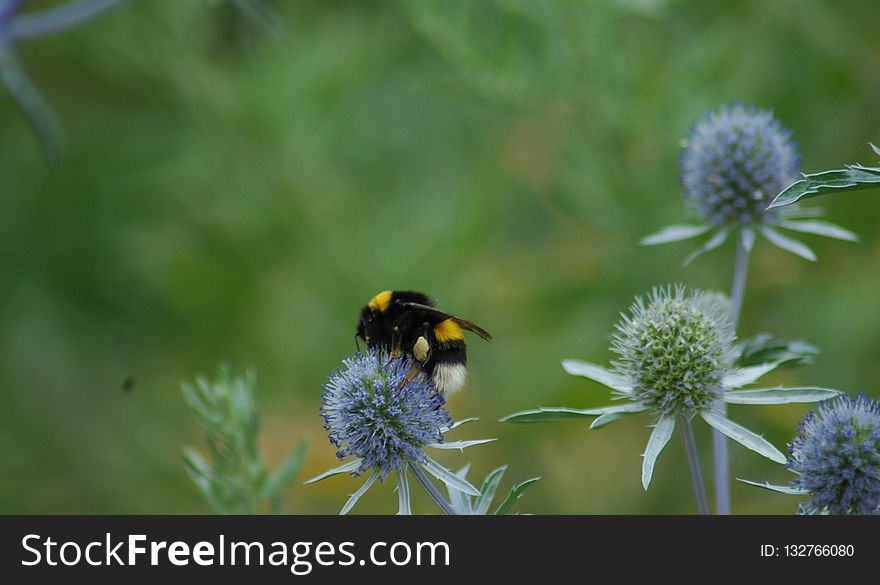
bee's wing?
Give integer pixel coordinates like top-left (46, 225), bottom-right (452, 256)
top-left (397, 301), bottom-right (492, 341)
top-left (451, 317), bottom-right (492, 341)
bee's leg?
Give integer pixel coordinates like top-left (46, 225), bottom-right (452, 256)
top-left (396, 336), bottom-right (430, 398)
top-left (354, 334), bottom-right (361, 353)
top-left (385, 328), bottom-right (402, 367)
top-left (395, 362), bottom-right (423, 399)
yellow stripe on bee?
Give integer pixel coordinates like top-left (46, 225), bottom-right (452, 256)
top-left (433, 319), bottom-right (464, 342)
top-left (368, 290), bottom-right (393, 312)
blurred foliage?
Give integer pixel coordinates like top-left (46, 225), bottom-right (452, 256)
top-left (1, 0), bottom-right (879, 514)
top-left (0, 0), bottom-right (129, 162)
top-left (181, 366), bottom-right (307, 514)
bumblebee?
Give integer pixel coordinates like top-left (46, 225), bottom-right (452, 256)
top-left (356, 290), bottom-right (492, 397)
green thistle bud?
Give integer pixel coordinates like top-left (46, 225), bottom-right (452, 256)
top-left (611, 286), bottom-right (734, 416)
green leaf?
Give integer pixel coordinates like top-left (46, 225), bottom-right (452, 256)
top-left (181, 448), bottom-right (225, 514)
top-left (340, 470), bottom-right (379, 515)
top-left (641, 416), bottom-right (675, 490)
top-left (500, 403), bottom-right (646, 423)
top-left (777, 220), bottom-right (858, 242)
top-left (304, 459), bottom-right (361, 484)
top-left (761, 226), bottom-right (816, 261)
top-left (396, 468), bottom-right (412, 515)
top-left (420, 457), bottom-right (481, 496)
top-left (722, 387), bottom-right (841, 405)
top-left (474, 465), bottom-right (507, 515)
top-left (769, 165), bottom-right (880, 209)
top-left (700, 411), bottom-right (786, 464)
top-left (495, 477), bottom-right (541, 515)
top-left (735, 334), bottom-right (818, 370)
top-left (640, 224), bottom-right (713, 246)
top-left (737, 478), bottom-right (808, 496)
top-left (426, 438), bottom-right (496, 451)
top-left (684, 227), bottom-right (729, 266)
top-left (722, 362), bottom-right (779, 389)
top-left (590, 411), bottom-right (631, 429)
top-left (561, 359), bottom-right (632, 392)
top-left (181, 448), bottom-right (211, 480)
top-left (262, 439), bottom-right (308, 499)
top-left (181, 381), bottom-right (218, 428)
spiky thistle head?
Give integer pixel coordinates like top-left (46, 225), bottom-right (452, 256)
top-left (788, 394), bottom-right (880, 515)
top-left (680, 102), bottom-right (799, 227)
top-left (611, 286), bottom-right (734, 416)
top-left (321, 349), bottom-right (451, 480)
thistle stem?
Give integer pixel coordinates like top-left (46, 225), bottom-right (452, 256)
top-left (410, 463), bottom-right (456, 515)
top-left (730, 232), bottom-right (750, 329)
top-left (679, 413), bottom-right (710, 515)
top-left (713, 232), bottom-right (750, 515)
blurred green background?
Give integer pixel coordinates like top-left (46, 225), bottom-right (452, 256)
top-left (2, 0), bottom-right (879, 514)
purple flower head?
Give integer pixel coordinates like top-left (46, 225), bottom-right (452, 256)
top-left (321, 349), bottom-right (451, 480)
top-left (680, 102), bottom-right (799, 227)
top-left (789, 394), bottom-right (880, 515)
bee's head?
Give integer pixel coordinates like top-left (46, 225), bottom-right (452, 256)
top-left (356, 291), bottom-right (395, 349)
top-left (356, 305), bottom-right (377, 347)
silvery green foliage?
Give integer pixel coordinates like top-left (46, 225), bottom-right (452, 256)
top-left (181, 366), bottom-right (308, 514)
top-left (503, 286), bottom-right (841, 490)
top-left (642, 103), bottom-right (857, 264)
top-left (445, 464), bottom-right (541, 515)
top-left (734, 333), bottom-right (818, 370)
top-left (741, 394), bottom-right (880, 515)
top-left (769, 144), bottom-right (880, 209)
top-left (0, 0), bottom-right (128, 162)
top-left (308, 349), bottom-right (494, 515)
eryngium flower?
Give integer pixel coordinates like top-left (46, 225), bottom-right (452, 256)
top-left (681, 103), bottom-right (797, 226)
top-left (309, 349), bottom-right (492, 514)
top-left (642, 103), bottom-right (857, 264)
top-left (788, 394), bottom-right (880, 515)
top-left (612, 287), bottom-right (734, 415)
top-left (504, 285), bottom-right (841, 490)
top-left (321, 350), bottom-right (450, 479)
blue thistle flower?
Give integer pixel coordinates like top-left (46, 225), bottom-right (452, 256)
top-left (321, 350), bottom-right (451, 479)
top-left (681, 102), bottom-right (798, 227)
top-left (642, 103), bottom-right (857, 264)
top-left (504, 285), bottom-right (841, 490)
top-left (788, 394), bottom-right (880, 515)
top-left (309, 349), bottom-right (493, 514)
